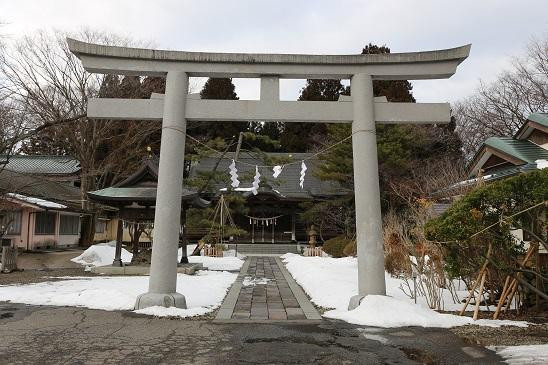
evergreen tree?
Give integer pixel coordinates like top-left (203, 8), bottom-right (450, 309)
top-left (302, 43), bottom-right (464, 237)
top-left (280, 79), bottom-right (347, 151)
top-left (190, 78), bottom-right (248, 140)
top-left (200, 78), bottom-right (238, 100)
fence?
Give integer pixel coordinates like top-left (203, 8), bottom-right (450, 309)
top-left (203, 246), bottom-right (223, 257)
top-left (304, 246), bottom-right (324, 257)
top-left (1, 247), bottom-right (17, 273)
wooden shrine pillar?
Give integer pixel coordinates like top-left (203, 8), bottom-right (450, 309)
top-left (291, 212), bottom-right (296, 242)
top-left (113, 219), bottom-right (124, 267)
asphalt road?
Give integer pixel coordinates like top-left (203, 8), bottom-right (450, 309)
top-left (0, 302), bottom-right (503, 365)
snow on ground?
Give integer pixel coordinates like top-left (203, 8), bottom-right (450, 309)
top-left (187, 255), bottom-right (244, 271)
top-left (489, 344), bottom-right (548, 364)
top-left (0, 270), bottom-right (237, 318)
top-left (281, 254), bottom-right (528, 328)
top-left (242, 276), bottom-right (271, 286)
top-left (71, 243), bottom-right (244, 271)
top-left (71, 241), bottom-right (132, 267)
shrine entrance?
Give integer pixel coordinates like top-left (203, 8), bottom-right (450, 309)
top-left (68, 38), bottom-right (470, 311)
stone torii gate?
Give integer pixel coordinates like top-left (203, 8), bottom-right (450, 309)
top-left (67, 38), bottom-right (470, 310)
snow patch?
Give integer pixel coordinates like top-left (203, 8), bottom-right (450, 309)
top-left (324, 295), bottom-right (526, 328)
top-left (7, 193), bottom-right (67, 209)
top-left (242, 276), bottom-right (271, 286)
top-left (535, 159), bottom-right (548, 169)
top-left (134, 306), bottom-right (211, 318)
top-left (188, 256), bottom-right (244, 271)
top-left (281, 253), bottom-right (528, 328)
top-left (490, 344), bottom-right (548, 364)
top-left (71, 243), bottom-right (244, 271)
top-left (0, 270), bottom-right (237, 317)
top-left (71, 242), bottom-right (132, 267)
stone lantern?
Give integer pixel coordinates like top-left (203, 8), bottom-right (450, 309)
top-left (308, 225), bottom-right (318, 247)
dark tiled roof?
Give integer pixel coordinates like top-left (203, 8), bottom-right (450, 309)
top-left (448, 163), bottom-right (542, 193)
top-left (88, 187), bottom-right (209, 208)
top-left (484, 137), bottom-right (548, 164)
top-left (0, 155), bottom-right (80, 175)
top-left (189, 152), bottom-right (342, 199)
top-left (0, 169), bottom-right (83, 211)
top-left (482, 163), bottom-right (541, 182)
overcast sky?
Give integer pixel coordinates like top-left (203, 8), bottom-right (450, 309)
top-left (2, 0), bottom-right (547, 102)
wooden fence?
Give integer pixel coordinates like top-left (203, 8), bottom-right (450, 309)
top-left (1, 247), bottom-right (17, 273)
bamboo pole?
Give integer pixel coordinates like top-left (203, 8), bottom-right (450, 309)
top-left (473, 270), bottom-right (487, 320)
top-left (503, 243), bottom-right (538, 313)
top-left (460, 243), bottom-right (492, 316)
top-left (493, 276), bottom-right (511, 319)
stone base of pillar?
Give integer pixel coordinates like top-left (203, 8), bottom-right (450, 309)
top-left (134, 292), bottom-right (187, 310)
top-left (112, 258), bottom-right (124, 267)
top-left (348, 294), bottom-right (366, 310)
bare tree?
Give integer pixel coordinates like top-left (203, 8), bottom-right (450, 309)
top-left (0, 29), bottom-right (159, 245)
top-left (454, 35), bottom-right (548, 159)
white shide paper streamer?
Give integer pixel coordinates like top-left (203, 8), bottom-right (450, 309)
top-left (251, 165), bottom-right (261, 195)
top-left (299, 161), bottom-right (307, 189)
top-left (228, 159), bottom-right (240, 188)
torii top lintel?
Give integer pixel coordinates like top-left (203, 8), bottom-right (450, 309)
top-left (67, 38), bottom-right (471, 80)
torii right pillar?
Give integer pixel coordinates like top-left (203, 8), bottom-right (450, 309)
top-left (349, 73), bottom-right (386, 309)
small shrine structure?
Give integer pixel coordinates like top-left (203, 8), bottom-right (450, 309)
top-left (88, 158), bottom-right (209, 266)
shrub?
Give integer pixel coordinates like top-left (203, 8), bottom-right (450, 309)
top-left (323, 236), bottom-right (354, 258)
top-left (425, 169), bottom-right (548, 284)
top-left (343, 240), bottom-right (357, 257)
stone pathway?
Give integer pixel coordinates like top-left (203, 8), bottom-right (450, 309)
top-left (215, 256), bottom-right (321, 322)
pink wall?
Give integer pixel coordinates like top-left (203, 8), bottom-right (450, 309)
top-left (4, 205), bottom-right (80, 250)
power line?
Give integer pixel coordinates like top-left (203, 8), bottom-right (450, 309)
top-left (184, 129), bottom-right (375, 168)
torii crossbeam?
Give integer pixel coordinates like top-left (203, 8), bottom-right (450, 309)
top-left (68, 38), bottom-right (470, 310)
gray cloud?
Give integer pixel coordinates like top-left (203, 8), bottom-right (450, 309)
top-left (2, 0), bottom-right (547, 102)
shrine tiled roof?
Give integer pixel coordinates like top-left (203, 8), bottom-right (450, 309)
top-left (0, 155), bottom-right (80, 175)
top-left (484, 137), bottom-right (548, 164)
top-left (189, 152), bottom-right (343, 200)
top-left (0, 169), bottom-right (83, 211)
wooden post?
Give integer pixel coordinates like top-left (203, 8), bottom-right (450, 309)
top-left (291, 212), bottom-right (296, 242)
top-left (113, 219), bottom-right (124, 267)
top-left (503, 243), bottom-right (538, 313)
top-left (535, 245), bottom-right (540, 310)
top-left (460, 267), bottom-right (485, 315)
top-left (493, 276), bottom-right (511, 319)
top-left (251, 220), bottom-right (255, 244)
top-left (473, 270), bottom-right (487, 320)
top-left (460, 243), bottom-right (492, 316)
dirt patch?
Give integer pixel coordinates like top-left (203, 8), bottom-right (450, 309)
top-left (400, 347), bottom-right (440, 365)
top-left (0, 268), bottom-right (97, 285)
top-left (452, 323), bottom-right (548, 346)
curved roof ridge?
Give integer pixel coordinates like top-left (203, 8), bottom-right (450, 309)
top-left (67, 38), bottom-right (471, 66)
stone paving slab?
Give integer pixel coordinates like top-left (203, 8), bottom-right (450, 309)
top-left (214, 256), bottom-right (321, 322)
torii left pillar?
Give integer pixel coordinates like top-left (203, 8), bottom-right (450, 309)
top-left (135, 71), bottom-right (188, 309)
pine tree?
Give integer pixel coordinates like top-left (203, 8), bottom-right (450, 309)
top-left (303, 43), bottom-right (464, 237)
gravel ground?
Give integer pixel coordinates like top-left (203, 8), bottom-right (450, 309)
top-left (0, 268), bottom-right (97, 285)
top-left (1, 269), bottom-right (546, 344)
top-left (452, 322), bottom-right (548, 346)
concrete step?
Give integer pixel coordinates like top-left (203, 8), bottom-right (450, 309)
top-left (226, 244), bottom-right (300, 255)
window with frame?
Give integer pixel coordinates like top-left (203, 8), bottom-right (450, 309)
top-left (1, 211), bottom-right (22, 235)
top-left (59, 214), bottom-right (80, 235)
top-left (35, 211), bottom-right (56, 235)
top-left (95, 220), bottom-right (107, 234)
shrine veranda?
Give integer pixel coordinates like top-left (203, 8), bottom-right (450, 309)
top-left (67, 38), bottom-right (470, 310)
